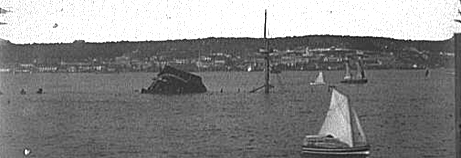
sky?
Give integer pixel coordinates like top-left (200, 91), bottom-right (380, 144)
top-left (0, 0), bottom-right (460, 44)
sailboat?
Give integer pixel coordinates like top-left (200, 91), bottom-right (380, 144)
top-left (302, 88), bottom-right (370, 157)
top-left (310, 71), bottom-right (326, 85)
top-left (247, 65), bottom-right (253, 72)
top-left (340, 60), bottom-right (367, 84)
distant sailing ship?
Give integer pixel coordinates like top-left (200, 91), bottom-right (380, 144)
top-left (302, 88), bottom-right (370, 157)
top-left (340, 60), bottom-right (367, 84)
top-left (310, 71), bottom-right (326, 85)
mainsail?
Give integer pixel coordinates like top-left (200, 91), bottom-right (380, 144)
top-left (318, 89), bottom-right (367, 147)
top-left (355, 61), bottom-right (366, 79)
top-left (344, 62), bottom-right (352, 80)
top-left (319, 89), bottom-right (353, 147)
top-left (355, 62), bottom-right (363, 79)
top-left (313, 71), bottom-right (326, 84)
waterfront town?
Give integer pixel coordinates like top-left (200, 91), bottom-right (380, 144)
top-left (0, 46), bottom-right (454, 74)
top-left (0, 35), bottom-right (454, 73)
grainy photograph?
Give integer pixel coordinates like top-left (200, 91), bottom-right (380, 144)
top-left (0, 0), bottom-right (457, 158)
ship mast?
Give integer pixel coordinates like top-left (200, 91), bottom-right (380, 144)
top-left (263, 10), bottom-right (270, 93)
top-left (250, 9), bottom-right (273, 93)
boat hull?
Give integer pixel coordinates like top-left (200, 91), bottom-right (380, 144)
top-left (310, 82), bottom-right (326, 86)
top-left (301, 145), bottom-right (370, 158)
top-left (340, 79), bottom-right (368, 84)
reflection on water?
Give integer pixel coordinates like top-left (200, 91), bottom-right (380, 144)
top-left (0, 69), bottom-right (455, 157)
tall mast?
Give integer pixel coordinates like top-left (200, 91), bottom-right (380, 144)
top-left (248, 9), bottom-right (273, 94)
top-left (264, 9), bottom-right (270, 94)
top-left (198, 44), bottom-right (201, 72)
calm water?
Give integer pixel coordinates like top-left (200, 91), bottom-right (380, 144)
top-left (0, 69), bottom-right (455, 158)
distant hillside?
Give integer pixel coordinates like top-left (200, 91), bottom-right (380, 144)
top-left (0, 35), bottom-right (454, 65)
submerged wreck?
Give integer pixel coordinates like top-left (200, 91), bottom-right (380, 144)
top-left (141, 65), bottom-right (207, 94)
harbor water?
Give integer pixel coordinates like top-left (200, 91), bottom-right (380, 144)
top-left (0, 69), bottom-right (455, 158)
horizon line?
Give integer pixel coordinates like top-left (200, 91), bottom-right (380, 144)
top-left (1, 34), bottom-right (455, 45)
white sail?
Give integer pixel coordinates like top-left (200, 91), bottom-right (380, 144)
top-left (355, 61), bottom-right (366, 79)
top-left (315, 72), bottom-right (326, 84)
top-left (344, 62), bottom-right (352, 80)
top-left (310, 71), bottom-right (326, 85)
top-left (318, 89), bottom-right (353, 147)
top-left (355, 62), bottom-right (362, 79)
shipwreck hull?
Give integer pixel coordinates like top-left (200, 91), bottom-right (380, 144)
top-left (141, 66), bottom-right (207, 94)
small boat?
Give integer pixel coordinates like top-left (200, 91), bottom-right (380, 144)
top-left (247, 65), bottom-right (254, 72)
top-left (24, 148), bottom-right (31, 156)
top-left (141, 65), bottom-right (207, 94)
top-left (340, 61), bottom-right (367, 84)
top-left (425, 68), bottom-right (430, 77)
top-left (36, 88), bottom-right (43, 94)
top-left (302, 88), bottom-right (370, 157)
top-left (310, 71), bottom-right (326, 85)
top-left (20, 89), bottom-right (26, 95)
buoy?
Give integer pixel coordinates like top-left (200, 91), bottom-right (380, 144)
top-left (220, 88), bottom-right (223, 93)
top-left (36, 88), bottom-right (43, 94)
top-left (20, 89), bottom-right (26, 95)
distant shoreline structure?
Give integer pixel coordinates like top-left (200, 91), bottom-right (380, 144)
top-left (0, 66), bottom-right (445, 74)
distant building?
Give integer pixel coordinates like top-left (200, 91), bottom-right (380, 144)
top-left (323, 56), bottom-right (342, 63)
top-left (59, 62), bottom-right (92, 72)
top-left (35, 64), bottom-right (58, 72)
top-left (304, 47), bottom-right (313, 56)
top-left (0, 68), bottom-right (10, 72)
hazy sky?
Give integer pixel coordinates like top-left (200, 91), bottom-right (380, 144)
top-left (0, 0), bottom-right (460, 44)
